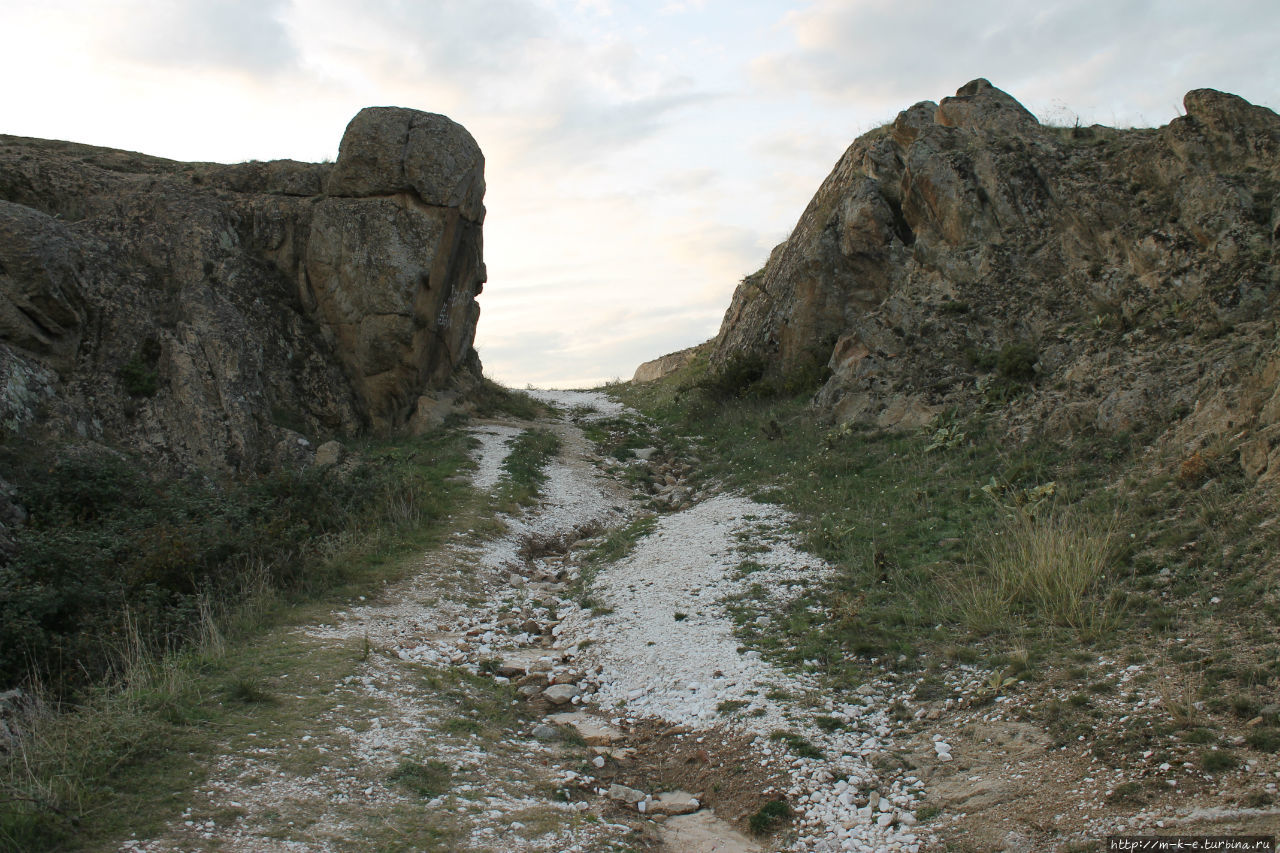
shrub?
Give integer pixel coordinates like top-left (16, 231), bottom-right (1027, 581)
top-left (1246, 728), bottom-right (1280, 752)
top-left (1200, 750), bottom-right (1238, 773)
top-left (748, 799), bottom-right (790, 835)
top-left (963, 346), bottom-right (998, 371)
top-left (996, 341), bottom-right (1038, 382)
top-left (389, 760), bottom-right (452, 797)
top-left (0, 431), bottom-right (469, 695)
top-left (118, 338), bottom-right (161, 398)
top-left (700, 353), bottom-right (767, 400)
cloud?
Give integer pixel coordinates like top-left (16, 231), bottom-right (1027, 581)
top-left (308, 0), bottom-right (552, 80)
top-left (109, 0), bottom-right (299, 75)
top-left (518, 90), bottom-right (721, 166)
top-left (477, 301), bottom-right (719, 388)
top-left (660, 0), bottom-right (710, 13)
top-left (754, 0), bottom-right (1280, 126)
top-left (668, 221), bottom-right (773, 293)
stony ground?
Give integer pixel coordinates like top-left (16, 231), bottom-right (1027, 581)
top-left (119, 391), bottom-right (1280, 852)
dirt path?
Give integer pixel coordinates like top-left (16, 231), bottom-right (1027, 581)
top-left (117, 391), bottom-right (1280, 852)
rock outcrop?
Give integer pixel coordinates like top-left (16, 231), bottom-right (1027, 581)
top-left (712, 80), bottom-right (1279, 475)
top-left (633, 343), bottom-right (705, 384)
top-left (0, 107), bottom-right (485, 472)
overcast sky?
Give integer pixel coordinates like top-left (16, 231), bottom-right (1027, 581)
top-left (5, 1), bottom-right (1278, 387)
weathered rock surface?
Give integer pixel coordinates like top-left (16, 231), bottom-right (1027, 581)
top-left (0, 106), bottom-right (485, 473)
top-left (711, 80), bottom-right (1280, 476)
top-left (633, 343), bottom-right (704, 384)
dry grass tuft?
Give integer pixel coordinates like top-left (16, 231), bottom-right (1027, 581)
top-left (951, 505), bottom-right (1118, 635)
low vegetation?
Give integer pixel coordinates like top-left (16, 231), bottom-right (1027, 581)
top-left (0, 429), bottom-right (474, 696)
top-left (0, 421), bottom-right (494, 850)
top-left (495, 428), bottom-right (562, 511)
top-left (614, 360), bottom-right (1280, 697)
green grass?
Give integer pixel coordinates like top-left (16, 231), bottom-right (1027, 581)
top-left (468, 379), bottom-right (545, 421)
top-left (0, 428), bottom-right (473, 695)
top-left (1246, 728), bottom-right (1280, 752)
top-left (813, 715), bottom-right (846, 732)
top-left (495, 428), bottom-right (562, 510)
top-left (580, 415), bottom-right (655, 460)
top-left (616, 375), bottom-right (1135, 681)
top-left (0, 424), bottom-right (482, 852)
top-left (952, 505), bottom-right (1118, 637)
top-left (1200, 749), bottom-right (1238, 772)
top-left (389, 760), bottom-right (453, 797)
top-left (768, 730), bottom-right (823, 759)
top-left (748, 799), bottom-right (790, 835)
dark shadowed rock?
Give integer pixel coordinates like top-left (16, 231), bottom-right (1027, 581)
top-left (0, 106), bottom-right (486, 473)
top-left (0, 202), bottom-right (86, 373)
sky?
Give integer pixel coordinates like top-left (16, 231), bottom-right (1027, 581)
top-left (4, 1), bottom-right (1278, 388)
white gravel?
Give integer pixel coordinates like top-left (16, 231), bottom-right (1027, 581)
top-left (507, 392), bottom-right (935, 852)
top-left (469, 423), bottom-right (522, 490)
top-left (563, 495), bottom-right (812, 724)
top-left (558, 490), bottom-right (931, 853)
top-left (124, 388), bottom-right (934, 853)
top-left (525, 388), bottom-right (625, 420)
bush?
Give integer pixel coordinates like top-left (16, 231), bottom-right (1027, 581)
top-left (996, 341), bottom-right (1038, 382)
top-left (0, 432), bottom-right (469, 695)
top-left (1200, 750), bottom-right (1238, 773)
top-left (389, 760), bottom-right (452, 797)
top-left (748, 799), bottom-right (790, 835)
top-left (687, 351), bottom-right (830, 403)
top-left (118, 339), bottom-right (161, 398)
top-left (699, 353), bottom-right (768, 400)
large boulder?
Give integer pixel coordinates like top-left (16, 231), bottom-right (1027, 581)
top-left (326, 107), bottom-right (486, 222)
top-left (0, 106), bottom-right (486, 472)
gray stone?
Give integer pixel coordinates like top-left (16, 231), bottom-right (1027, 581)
top-left (543, 684), bottom-right (579, 705)
top-left (0, 105), bottom-right (486, 473)
top-left (607, 783), bottom-right (646, 804)
top-left (546, 711), bottom-right (622, 746)
top-left (325, 107), bottom-right (485, 222)
top-left (649, 790), bottom-right (701, 816)
top-left (314, 440), bottom-right (345, 468)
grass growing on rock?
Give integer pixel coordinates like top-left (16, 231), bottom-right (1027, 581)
top-left (469, 378), bottom-right (547, 421)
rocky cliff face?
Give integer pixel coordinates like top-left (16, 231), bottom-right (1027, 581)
top-left (713, 80), bottom-right (1280, 478)
top-left (0, 107), bottom-right (485, 473)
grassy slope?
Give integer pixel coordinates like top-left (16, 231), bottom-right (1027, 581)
top-left (0, 386), bottom-right (564, 852)
top-left (612, 360), bottom-right (1280, 770)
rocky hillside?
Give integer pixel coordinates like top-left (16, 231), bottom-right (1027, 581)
top-left (712, 80), bottom-right (1279, 480)
top-left (0, 107), bottom-right (486, 474)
